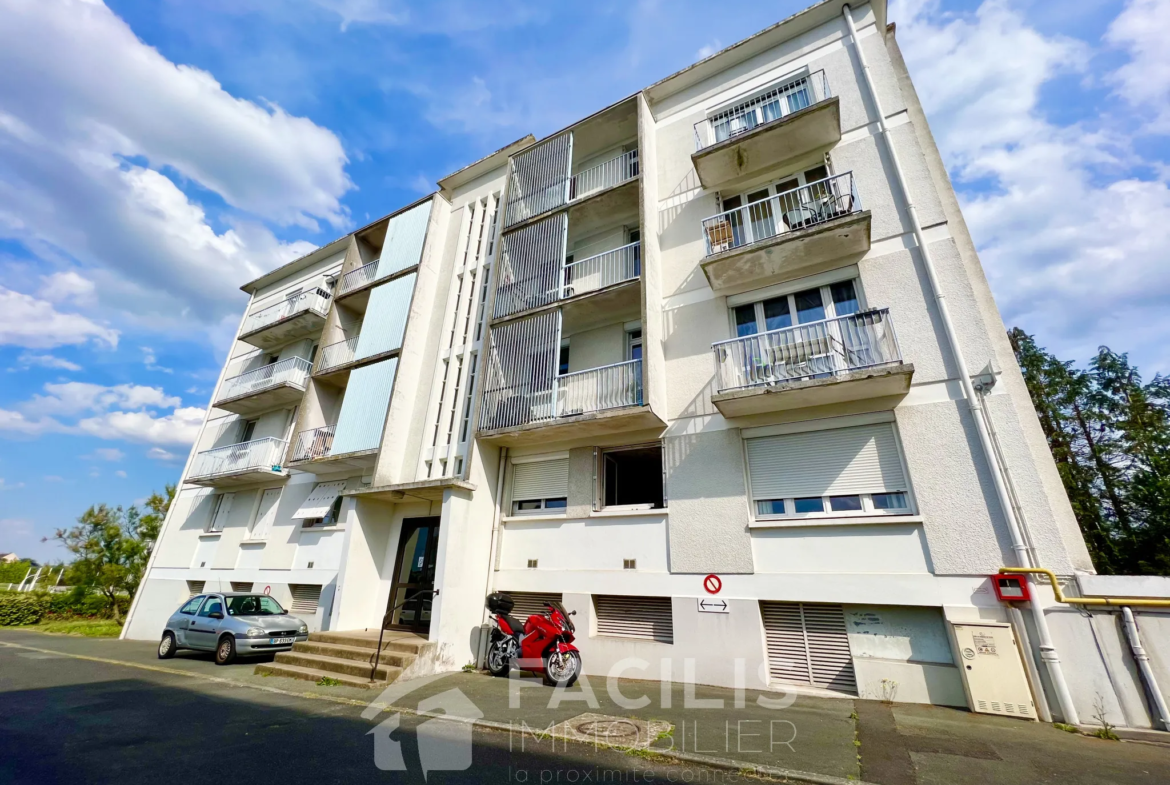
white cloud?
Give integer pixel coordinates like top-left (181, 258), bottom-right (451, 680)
top-left (141, 346), bottom-right (172, 374)
top-left (1106, 0), bottom-right (1170, 132)
top-left (115, 469), bottom-right (127, 478)
top-left (12, 352), bottom-right (83, 372)
top-left (0, 478), bottom-right (26, 491)
top-left (43, 475), bottom-right (64, 482)
top-left (24, 382), bottom-right (181, 417)
top-left (147, 447), bottom-right (181, 462)
top-left (83, 447), bottom-right (125, 462)
top-left (39, 270), bottom-right (95, 304)
top-left (696, 40), bottom-right (722, 60)
top-left (0, 286), bottom-right (118, 349)
top-left (0, 409), bottom-right (64, 436)
top-left (77, 406), bottom-right (204, 446)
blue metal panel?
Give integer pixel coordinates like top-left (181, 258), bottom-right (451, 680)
top-left (330, 358), bottom-right (398, 455)
top-left (355, 273), bottom-right (415, 361)
top-left (377, 201), bottom-right (431, 279)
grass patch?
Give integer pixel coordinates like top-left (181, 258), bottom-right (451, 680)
top-left (1053, 722), bottom-right (1079, 734)
top-left (316, 676), bottom-right (343, 687)
top-left (19, 619), bottom-right (123, 637)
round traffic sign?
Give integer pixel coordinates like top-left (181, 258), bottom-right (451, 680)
top-left (263, 585), bottom-right (271, 595)
top-left (703, 574), bottom-right (722, 594)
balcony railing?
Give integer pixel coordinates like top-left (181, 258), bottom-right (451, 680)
top-left (241, 289), bottom-right (331, 336)
top-left (189, 437), bottom-right (287, 481)
top-left (216, 357), bottom-right (311, 404)
top-left (712, 309), bottom-right (900, 393)
top-left (694, 70), bottom-right (830, 151)
top-left (291, 424), bottom-right (336, 462)
top-left (563, 242), bottom-right (640, 298)
top-left (570, 149), bottom-right (639, 201)
top-left (315, 336), bottom-right (359, 374)
top-left (702, 172), bottom-right (861, 257)
top-left (339, 260), bottom-right (381, 297)
top-left (481, 359), bottom-right (643, 431)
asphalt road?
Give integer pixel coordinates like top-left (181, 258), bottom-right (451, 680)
top-left (0, 636), bottom-right (742, 785)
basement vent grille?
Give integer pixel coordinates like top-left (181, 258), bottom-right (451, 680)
top-left (594, 595), bottom-right (673, 644)
top-left (527, 559), bottom-right (538, 569)
top-left (186, 580), bottom-right (205, 599)
top-left (623, 559), bottom-right (636, 570)
top-left (289, 584), bottom-right (322, 614)
top-left (503, 592), bottom-right (564, 622)
top-left (760, 601), bottom-right (856, 695)
top-left (230, 582), bottom-right (253, 593)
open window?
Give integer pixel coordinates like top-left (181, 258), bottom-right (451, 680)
top-left (599, 445), bottom-right (664, 510)
top-left (294, 480), bottom-right (347, 528)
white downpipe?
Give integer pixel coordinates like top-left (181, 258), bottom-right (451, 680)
top-left (1122, 607), bottom-right (1170, 730)
top-left (842, 4), bottom-right (1079, 724)
top-left (482, 446), bottom-right (508, 612)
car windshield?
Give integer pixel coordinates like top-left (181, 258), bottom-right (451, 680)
top-left (226, 595), bottom-right (286, 616)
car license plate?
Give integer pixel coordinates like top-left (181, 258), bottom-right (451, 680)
top-left (270, 637), bottom-right (294, 645)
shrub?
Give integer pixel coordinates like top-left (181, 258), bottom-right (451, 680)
top-left (0, 593), bottom-right (47, 626)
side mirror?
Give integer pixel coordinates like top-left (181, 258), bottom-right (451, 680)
top-left (210, 612), bottom-right (224, 620)
top-left (570, 610), bottom-right (577, 616)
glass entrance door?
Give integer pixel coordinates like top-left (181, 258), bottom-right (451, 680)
top-left (386, 517), bottom-right (440, 632)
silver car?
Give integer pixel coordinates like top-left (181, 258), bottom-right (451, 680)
top-left (157, 592), bottom-right (309, 665)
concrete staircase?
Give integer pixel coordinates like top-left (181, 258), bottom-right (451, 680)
top-left (254, 630), bottom-right (427, 690)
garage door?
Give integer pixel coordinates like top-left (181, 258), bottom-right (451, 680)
top-left (760, 601), bottom-right (856, 694)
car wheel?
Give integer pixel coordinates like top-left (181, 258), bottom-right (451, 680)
top-left (158, 631), bottom-right (177, 660)
top-left (215, 635), bottom-right (237, 666)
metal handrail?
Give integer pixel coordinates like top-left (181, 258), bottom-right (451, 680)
top-left (370, 589), bottom-right (438, 681)
top-left (189, 437), bottom-right (288, 481)
top-left (712, 308), bottom-right (900, 392)
top-left (315, 335), bottom-right (360, 374)
top-left (694, 70), bottom-right (830, 151)
top-left (241, 288), bottom-right (330, 336)
top-left (570, 149), bottom-right (639, 201)
top-left (216, 357), bottom-right (311, 403)
top-left (562, 241), bottom-right (640, 298)
top-left (701, 172), bottom-right (861, 257)
top-left (339, 260), bottom-right (381, 296)
top-left (291, 424), bottom-right (336, 462)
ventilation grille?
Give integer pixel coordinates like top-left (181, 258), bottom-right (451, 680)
top-left (230, 582), bottom-right (253, 593)
top-left (186, 580), bottom-right (205, 599)
top-left (289, 584), bottom-right (322, 614)
top-left (761, 601), bottom-right (856, 695)
top-left (594, 595), bottom-right (673, 644)
top-left (504, 591), bottom-right (564, 621)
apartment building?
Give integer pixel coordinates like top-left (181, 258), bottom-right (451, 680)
top-left (123, 0), bottom-right (1170, 729)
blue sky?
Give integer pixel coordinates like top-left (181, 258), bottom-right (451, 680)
top-left (1, 0), bottom-right (1168, 562)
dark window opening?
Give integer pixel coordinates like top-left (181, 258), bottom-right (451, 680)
top-left (603, 446), bottom-right (664, 509)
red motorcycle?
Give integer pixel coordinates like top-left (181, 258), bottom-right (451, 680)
top-left (485, 592), bottom-right (581, 687)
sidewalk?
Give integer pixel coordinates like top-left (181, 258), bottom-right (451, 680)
top-left (2, 629), bottom-right (1168, 785)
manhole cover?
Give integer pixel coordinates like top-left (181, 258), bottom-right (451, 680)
top-left (547, 713), bottom-right (672, 750)
top-left (573, 720), bottom-right (641, 741)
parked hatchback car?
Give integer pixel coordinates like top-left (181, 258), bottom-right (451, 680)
top-left (157, 592), bottom-right (310, 665)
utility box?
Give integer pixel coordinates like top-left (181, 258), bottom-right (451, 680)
top-left (952, 622), bottom-right (1036, 720)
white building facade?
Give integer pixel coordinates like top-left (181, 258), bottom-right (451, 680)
top-left (124, 0), bottom-right (1170, 730)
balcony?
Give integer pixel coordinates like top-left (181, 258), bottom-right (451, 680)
top-left (313, 335), bottom-right (359, 379)
top-left (709, 309), bottom-right (914, 417)
top-left (479, 358), bottom-right (662, 445)
top-left (570, 149), bottom-right (639, 202)
top-left (290, 424), bottom-right (336, 463)
top-left (563, 241), bottom-right (640, 299)
top-left (188, 438), bottom-right (288, 487)
top-left (692, 71), bottom-right (840, 188)
top-left (289, 423), bottom-right (378, 472)
top-left (700, 172), bottom-right (870, 293)
top-left (239, 289), bottom-right (331, 349)
top-left (214, 357), bottom-right (311, 416)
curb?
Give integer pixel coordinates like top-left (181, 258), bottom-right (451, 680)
top-left (0, 638), bottom-right (875, 784)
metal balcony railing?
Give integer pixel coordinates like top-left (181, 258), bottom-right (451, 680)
top-left (562, 242), bottom-right (640, 298)
top-left (291, 424), bottom-right (336, 462)
top-left (315, 336), bottom-right (359, 374)
top-left (694, 70), bottom-right (830, 151)
top-left (339, 260), bottom-right (380, 297)
top-left (570, 149), bottom-right (639, 201)
top-left (241, 289), bottom-right (331, 336)
top-left (216, 357), bottom-right (311, 404)
top-left (189, 437), bottom-right (288, 481)
top-left (712, 309), bottom-right (901, 393)
top-left (480, 359), bottom-right (643, 431)
top-left (702, 172), bottom-right (861, 257)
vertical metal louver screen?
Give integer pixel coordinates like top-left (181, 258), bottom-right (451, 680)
top-left (504, 133), bottom-right (572, 227)
top-left (746, 423), bottom-right (907, 500)
top-left (289, 584), bottom-right (322, 614)
top-left (330, 357), bottom-right (398, 455)
top-left (512, 459), bottom-right (569, 501)
top-left (355, 273), bottom-right (415, 360)
top-left (760, 602), bottom-right (856, 694)
top-left (503, 591), bottom-right (564, 621)
top-left (230, 582), bottom-right (253, 593)
top-left (494, 213), bottom-right (567, 318)
top-left (186, 580), bottom-right (206, 599)
top-left (594, 595), bottom-right (673, 643)
top-left (479, 311), bottom-right (560, 431)
top-left (378, 201), bottom-right (431, 278)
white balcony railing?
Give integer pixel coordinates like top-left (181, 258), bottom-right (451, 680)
top-left (315, 336), bottom-right (359, 374)
top-left (339, 260), bottom-right (380, 297)
top-left (481, 359), bottom-right (642, 431)
top-left (189, 437), bottom-right (288, 481)
top-left (702, 172), bottom-right (861, 257)
top-left (694, 70), bottom-right (830, 151)
top-left (712, 309), bottom-right (901, 393)
top-left (216, 357), bottom-right (311, 404)
top-left (241, 289), bottom-right (331, 336)
top-left (562, 242), bottom-right (640, 298)
top-left (291, 424), bottom-right (336, 463)
top-left (569, 149), bottom-right (639, 201)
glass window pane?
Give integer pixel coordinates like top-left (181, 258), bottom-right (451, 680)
top-left (794, 288), bottom-right (826, 323)
top-left (872, 492), bottom-right (908, 511)
top-left (747, 189), bottom-right (770, 203)
top-left (804, 165), bottom-right (828, 184)
top-left (829, 495), bottom-right (863, 512)
top-left (756, 499), bottom-right (786, 516)
top-left (734, 304), bottom-right (759, 337)
top-left (545, 498), bottom-right (567, 509)
top-left (722, 195), bottom-right (743, 211)
top-left (516, 500), bottom-right (541, 510)
top-left (793, 497), bottom-right (825, 514)
top-left (558, 345), bottom-right (570, 375)
top-left (762, 297), bottom-right (792, 332)
top-left (830, 280), bottom-right (860, 316)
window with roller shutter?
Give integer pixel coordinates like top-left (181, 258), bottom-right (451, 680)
top-left (511, 458), bottom-right (569, 514)
top-left (760, 601), bottom-right (856, 694)
top-left (593, 595), bottom-right (673, 643)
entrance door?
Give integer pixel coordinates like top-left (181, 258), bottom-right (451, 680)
top-left (386, 517), bottom-right (440, 632)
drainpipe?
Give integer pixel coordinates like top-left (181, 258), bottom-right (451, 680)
top-left (1122, 607), bottom-right (1170, 731)
top-left (476, 446), bottom-right (508, 669)
top-left (842, 4), bottom-right (1079, 724)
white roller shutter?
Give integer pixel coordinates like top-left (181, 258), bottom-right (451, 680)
top-left (594, 595), bottom-right (673, 644)
top-left (747, 423), bottom-right (906, 500)
top-left (504, 591), bottom-right (563, 621)
top-left (761, 602), bottom-right (856, 694)
top-left (289, 584), bottom-right (322, 614)
top-left (293, 481), bottom-right (347, 519)
top-left (512, 459), bottom-right (569, 501)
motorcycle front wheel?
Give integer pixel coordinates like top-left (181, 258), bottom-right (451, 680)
top-left (542, 649), bottom-right (581, 688)
top-left (486, 639), bottom-right (512, 678)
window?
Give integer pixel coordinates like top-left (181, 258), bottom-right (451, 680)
top-left (197, 597), bottom-right (223, 617)
top-left (511, 457), bottom-right (569, 515)
top-left (238, 419), bottom-right (257, 443)
top-left (601, 445), bottom-right (664, 509)
top-left (207, 493), bottom-right (234, 533)
top-left (594, 595), bottom-right (673, 643)
top-left (293, 481), bottom-right (346, 527)
top-left (304, 495), bottom-right (344, 528)
top-left (733, 278), bottom-right (861, 337)
top-left (308, 343), bottom-right (319, 365)
top-left (709, 72), bottom-right (815, 144)
top-left (226, 595), bottom-right (284, 616)
top-left (626, 328), bottom-right (643, 361)
top-left (180, 595), bottom-right (203, 614)
top-left (558, 342), bottom-right (570, 376)
top-left (747, 422), bottom-right (911, 520)
top-left (249, 488), bottom-right (281, 539)
top-left (721, 165), bottom-right (828, 215)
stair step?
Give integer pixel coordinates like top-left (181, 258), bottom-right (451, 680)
top-left (274, 651), bottom-right (402, 681)
top-left (254, 662), bottom-right (388, 690)
top-left (309, 631), bottom-right (427, 654)
top-left (292, 640), bottom-right (416, 668)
